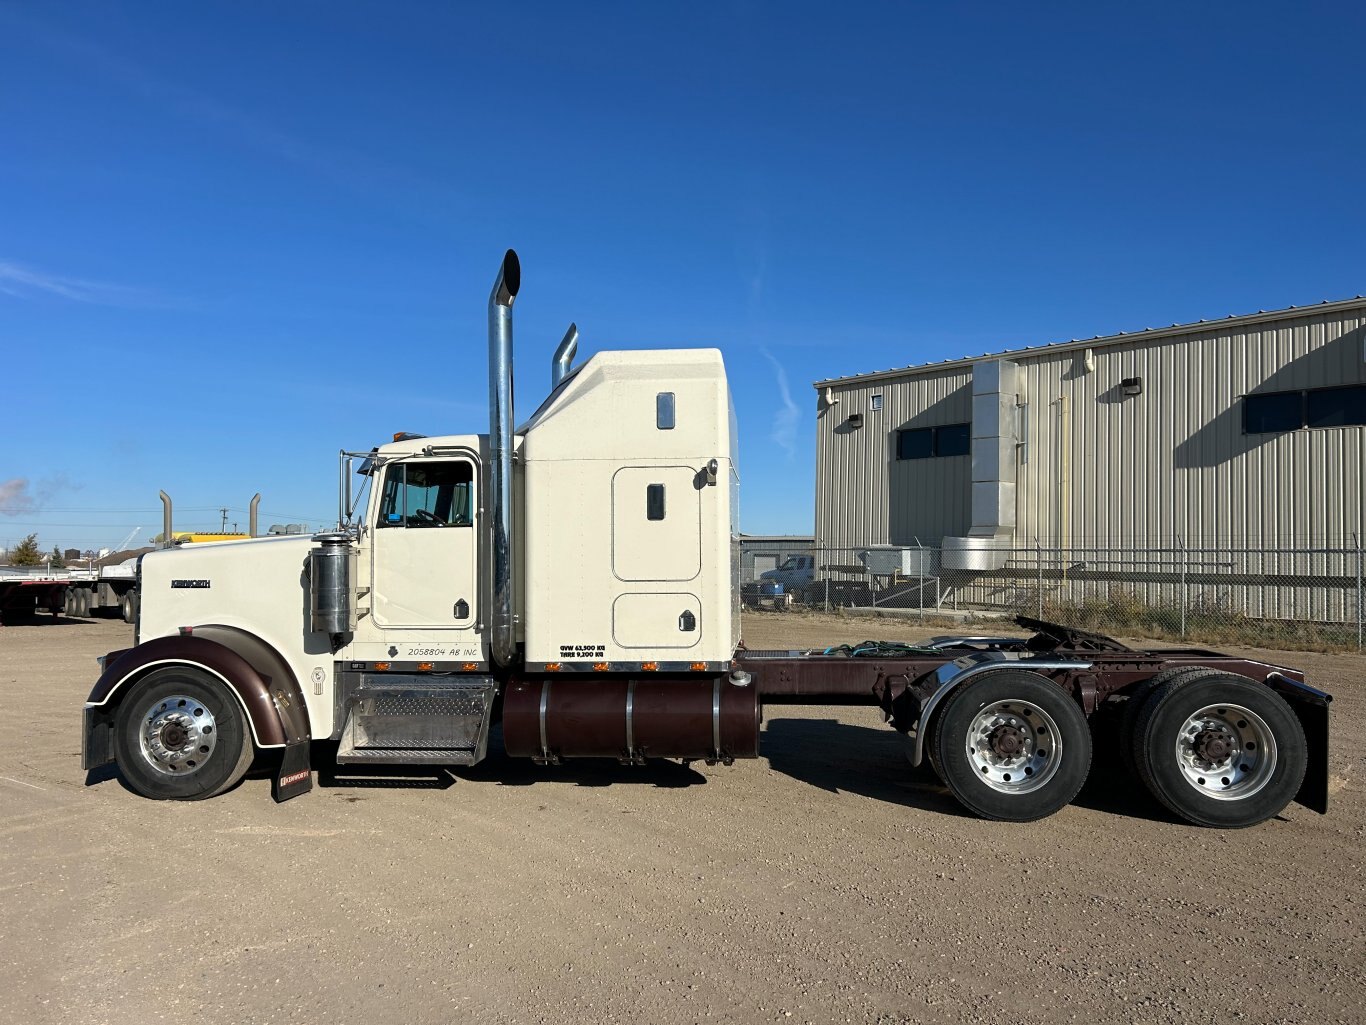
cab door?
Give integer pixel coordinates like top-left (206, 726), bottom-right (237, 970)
top-left (370, 457), bottom-right (479, 631)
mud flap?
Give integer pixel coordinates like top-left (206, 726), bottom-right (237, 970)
top-left (272, 741), bottom-right (313, 802)
top-left (1267, 674), bottom-right (1331, 815)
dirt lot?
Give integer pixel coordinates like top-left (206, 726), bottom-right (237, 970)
top-left (1, 612), bottom-right (1362, 1025)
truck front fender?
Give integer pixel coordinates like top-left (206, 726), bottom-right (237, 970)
top-left (82, 631), bottom-right (312, 801)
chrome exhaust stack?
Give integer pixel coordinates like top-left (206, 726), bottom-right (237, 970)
top-left (552, 323), bottom-right (579, 388)
top-left (159, 490), bottom-right (173, 548)
top-left (488, 250), bottom-right (521, 667)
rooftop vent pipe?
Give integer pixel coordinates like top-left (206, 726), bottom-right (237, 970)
top-left (552, 323), bottom-right (579, 389)
top-left (488, 249), bottom-right (521, 667)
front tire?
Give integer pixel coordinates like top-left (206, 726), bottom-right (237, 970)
top-left (930, 670), bottom-right (1092, 821)
top-left (113, 667), bottom-right (255, 800)
top-left (1131, 673), bottom-right (1306, 828)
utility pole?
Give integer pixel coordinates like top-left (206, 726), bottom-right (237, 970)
top-left (219, 507), bottom-right (229, 531)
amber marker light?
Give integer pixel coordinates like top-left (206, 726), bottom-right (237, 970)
top-left (641, 661), bottom-right (659, 671)
top-left (374, 662), bottom-right (390, 671)
top-left (417, 662), bottom-right (434, 671)
top-left (463, 662), bottom-right (480, 671)
top-left (592, 662), bottom-right (610, 672)
top-left (545, 663), bottom-right (563, 672)
top-left (690, 662), bottom-right (707, 671)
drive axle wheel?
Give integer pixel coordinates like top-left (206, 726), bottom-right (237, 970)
top-left (113, 667), bottom-right (254, 800)
top-left (930, 670), bottom-right (1092, 821)
top-left (1131, 673), bottom-right (1306, 828)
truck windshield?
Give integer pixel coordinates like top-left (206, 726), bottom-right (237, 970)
top-left (378, 461), bottom-right (474, 527)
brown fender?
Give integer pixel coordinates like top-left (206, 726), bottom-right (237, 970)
top-left (82, 630), bottom-right (313, 801)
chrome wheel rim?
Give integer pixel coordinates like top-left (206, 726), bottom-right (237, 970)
top-left (138, 694), bottom-right (218, 776)
top-left (1173, 703), bottom-right (1276, 800)
top-left (966, 700), bottom-right (1062, 794)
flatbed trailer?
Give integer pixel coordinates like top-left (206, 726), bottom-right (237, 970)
top-left (0, 572), bottom-right (69, 622)
top-left (0, 564), bottom-right (138, 624)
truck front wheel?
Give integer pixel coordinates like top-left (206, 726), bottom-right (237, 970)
top-left (1131, 673), bottom-right (1306, 828)
top-left (113, 667), bottom-right (255, 800)
top-left (930, 671), bottom-right (1092, 821)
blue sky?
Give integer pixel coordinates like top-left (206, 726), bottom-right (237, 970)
top-left (3, 1), bottom-right (1364, 552)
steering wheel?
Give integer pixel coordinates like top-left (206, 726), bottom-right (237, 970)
top-left (410, 508), bottom-right (443, 526)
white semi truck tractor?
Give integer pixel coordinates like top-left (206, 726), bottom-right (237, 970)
top-left (81, 252), bottom-right (1331, 827)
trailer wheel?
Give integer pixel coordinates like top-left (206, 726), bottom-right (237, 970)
top-left (1119, 666), bottom-right (1221, 775)
top-left (930, 670), bottom-right (1092, 822)
top-left (1131, 673), bottom-right (1306, 828)
top-left (121, 591), bottom-right (136, 625)
top-left (112, 667), bottom-right (255, 800)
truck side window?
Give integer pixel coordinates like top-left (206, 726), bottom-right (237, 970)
top-left (377, 461), bottom-right (475, 527)
top-left (646, 483), bottom-right (666, 521)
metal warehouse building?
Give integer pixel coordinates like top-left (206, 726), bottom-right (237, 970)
top-left (811, 298), bottom-right (1366, 626)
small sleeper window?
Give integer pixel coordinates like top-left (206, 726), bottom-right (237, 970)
top-left (646, 483), bottom-right (666, 520)
top-left (656, 392), bottom-right (675, 430)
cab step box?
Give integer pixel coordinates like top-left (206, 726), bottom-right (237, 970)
top-left (336, 674), bottom-right (496, 765)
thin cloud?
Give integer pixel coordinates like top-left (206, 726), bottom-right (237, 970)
top-left (759, 346), bottom-right (801, 461)
top-left (0, 261), bottom-right (142, 304)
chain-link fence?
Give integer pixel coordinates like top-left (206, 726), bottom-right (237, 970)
top-left (747, 539), bottom-right (1366, 651)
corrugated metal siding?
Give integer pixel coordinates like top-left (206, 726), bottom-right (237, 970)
top-left (816, 304), bottom-right (1366, 548)
top-left (815, 367), bottom-right (972, 549)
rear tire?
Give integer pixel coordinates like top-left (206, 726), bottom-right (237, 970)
top-left (121, 591), bottom-right (136, 624)
top-left (1119, 666), bottom-right (1222, 776)
top-left (930, 670), bottom-right (1092, 821)
top-left (1131, 673), bottom-right (1306, 828)
top-left (113, 667), bottom-right (254, 800)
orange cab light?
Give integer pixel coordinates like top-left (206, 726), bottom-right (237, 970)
top-left (545, 663), bottom-right (563, 672)
top-left (374, 662), bottom-right (390, 671)
top-left (592, 662), bottom-right (610, 672)
top-left (463, 662), bottom-right (480, 672)
top-left (417, 662), bottom-right (434, 671)
top-left (641, 662), bottom-right (659, 671)
top-left (690, 662), bottom-right (707, 671)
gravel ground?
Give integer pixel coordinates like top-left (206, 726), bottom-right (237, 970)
top-left (1, 612), bottom-right (1362, 1025)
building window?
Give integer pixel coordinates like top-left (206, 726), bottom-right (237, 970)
top-left (870, 394), bottom-right (883, 411)
top-left (897, 423), bottom-right (971, 459)
top-left (1244, 391), bottom-right (1303, 433)
top-left (1307, 384), bottom-right (1366, 428)
top-left (1244, 385), bottom-right (1366, 433)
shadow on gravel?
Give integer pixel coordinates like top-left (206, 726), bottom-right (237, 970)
top-left (309, 732), bottom-right (709, 792)
top-left (762, 717), bottom-right (971, 818)
top-left (0, 613), bottom-right (98, 627)
top-left (763, 715), bottom-right (1179, 824)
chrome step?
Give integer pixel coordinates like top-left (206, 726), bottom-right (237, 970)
top-left (336, 675), bottom-right (495, 766)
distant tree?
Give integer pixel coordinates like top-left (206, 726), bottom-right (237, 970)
top-left (10, 533), bottom-right (42, 566)
top-left (49, 545), bottom-right (66, 569)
